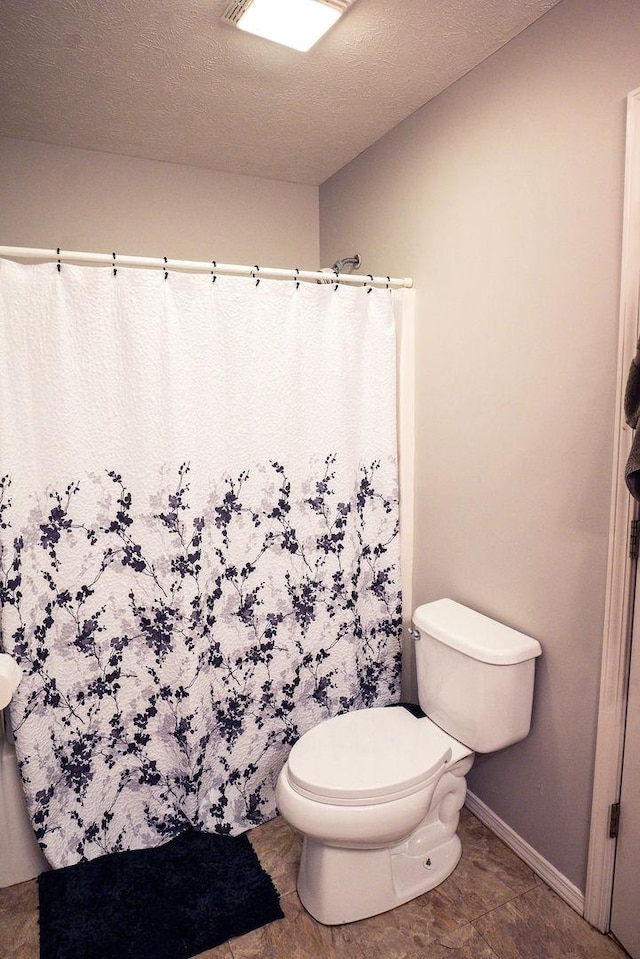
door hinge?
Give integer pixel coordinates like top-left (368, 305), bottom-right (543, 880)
top-left (609, 801), bottom-right (621, 839)
top-left (630, 519), bottom-right (640, 559)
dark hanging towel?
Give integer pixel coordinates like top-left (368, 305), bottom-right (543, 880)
top-left (624, 339), bottom-right (640, 499)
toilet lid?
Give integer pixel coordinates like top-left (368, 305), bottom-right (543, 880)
top-left (286, 707), bottom-right (458, 806)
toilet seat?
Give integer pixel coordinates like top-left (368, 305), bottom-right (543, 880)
top-left (286, 707), bottom-right (467, 807)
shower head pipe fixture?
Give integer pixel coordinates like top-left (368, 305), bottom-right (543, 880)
top-left (0, 247), bottom-right (413, 289)
top-left (332, 254), bottom-right (361, 273)
top-left (317, 253), bottom-right (363, 283)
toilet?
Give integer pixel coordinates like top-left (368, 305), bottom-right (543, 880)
top-left (275, 598), bottom-right (542, 925)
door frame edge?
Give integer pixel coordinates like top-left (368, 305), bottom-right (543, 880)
top-left (584, 86), bottom-right (640, 931)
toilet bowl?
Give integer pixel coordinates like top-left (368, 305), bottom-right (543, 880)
top-left (276, 599), bottom-right (542, 926)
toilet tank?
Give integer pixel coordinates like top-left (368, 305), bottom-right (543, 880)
top-left (413, 599), bottom-right (542, 754)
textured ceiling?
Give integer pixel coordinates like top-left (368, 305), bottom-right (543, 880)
top-left (0, 0), bottom-right (562, 185)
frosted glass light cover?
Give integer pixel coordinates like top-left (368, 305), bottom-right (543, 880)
top-left (237, 0), bottom-right (342, 52)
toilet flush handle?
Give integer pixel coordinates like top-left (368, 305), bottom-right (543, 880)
top-left (407, 627), bottom-right (421, 641)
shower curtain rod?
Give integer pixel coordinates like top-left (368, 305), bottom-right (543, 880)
top-left (0, 246), bottom-right (413, 289)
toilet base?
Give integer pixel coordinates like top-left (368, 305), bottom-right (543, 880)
top-left (297, 832), bottom-right (462, 925)
top-left (295, 763), bottom-right (471, 925)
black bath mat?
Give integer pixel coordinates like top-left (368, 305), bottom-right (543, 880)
top-left (38, 827), bottom-right (284, 959)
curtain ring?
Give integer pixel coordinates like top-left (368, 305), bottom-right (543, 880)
top-left (211, 260), bottom-right (217, 283)
top-left (112, 252), bottom-right (117, 277)
top-left (294, 267), bottom-right (300, 290)
top-left (252, 265), bottom-right (260, 286)
top-left (56, 247), bottom-right (61, 273)
top-left (163, 256), bottom-right (168, 280)
top-left (366, 274), bottom-right (374, 293)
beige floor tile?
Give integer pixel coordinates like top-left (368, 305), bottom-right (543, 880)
top-left (340, 882), bottom-right (471, 959)
top-left (440, 807), bottom-right (540, 920)
top-left (248, 816), bottom-right (303, 897)
top-left (228, 891), bottom-right (365, 959)
top-left (474, 882), bottom-right (629, 959)
top-left (193, 943), bottom-right (234, 958)
top-left (1, 812), bottom-right (628, 959)
top-left (424, 923), bottom-right (502, 958)
top-left (0, 878), bottom-right (39, 959)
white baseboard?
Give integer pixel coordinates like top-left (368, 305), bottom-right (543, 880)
top-left (465, 791), bottom-right (585, 917)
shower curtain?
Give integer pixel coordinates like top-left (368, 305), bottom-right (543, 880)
top-left (0, 259), bottom-right (404, 868)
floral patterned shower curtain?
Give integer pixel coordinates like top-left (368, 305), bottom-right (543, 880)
top-left (0, 259), bottom-right (403, 867)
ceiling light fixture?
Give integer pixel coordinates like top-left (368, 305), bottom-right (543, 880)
top-left (223, 0), bottom-right (353, 53)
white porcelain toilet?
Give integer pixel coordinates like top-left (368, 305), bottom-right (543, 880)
top-left (275, 598), bottom-right (542, 925)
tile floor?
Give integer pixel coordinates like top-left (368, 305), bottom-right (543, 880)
top-left (0, 807), bottom-right (630, 959)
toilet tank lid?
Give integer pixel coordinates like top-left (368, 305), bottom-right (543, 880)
top-left (413, 599), bottom-right (542, 665)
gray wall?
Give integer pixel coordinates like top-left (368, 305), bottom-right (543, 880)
top-left (0, 137), bottom-right (319, 266)
top-left (320, 0), bottom-right (640, 891)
